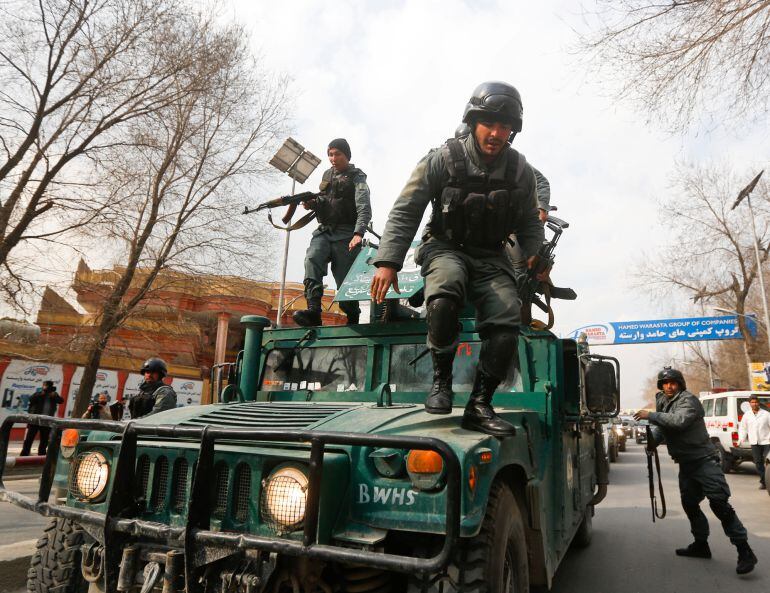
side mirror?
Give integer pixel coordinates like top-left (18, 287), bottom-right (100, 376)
top-left (581, 354), bottom-right (620, 417)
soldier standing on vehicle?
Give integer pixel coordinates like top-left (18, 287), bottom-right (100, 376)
top-left (20, 380), bottom-right (63, 456)
top-left (635, 367), bottom-right (757, 574)
top-left (738, 394), bottom-right (770, 489)
top-left (293, 138), bottom-right (372, 327)
top-left (370, 81), bottom-right (544, 436)
top-left (128, 358), bottom-right (177, 419)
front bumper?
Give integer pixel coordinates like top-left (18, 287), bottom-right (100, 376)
top-left (1, 414), bottom-right (461, 590)
top-left (730, 446), bottom-right (753, 460)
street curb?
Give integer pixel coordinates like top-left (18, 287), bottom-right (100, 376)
top-left (0, 540), bottom-right (35, 592)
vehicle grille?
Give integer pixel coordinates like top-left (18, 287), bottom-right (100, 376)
top-left (214, 462), bottom-right (230, 518)
top-left (171, 458), bottom-right (188, 512)
top-left (181, 402), bottom-right (356, 430)
top-left (232, 464), bottom-right (251, 522)
top-left (150, 456), bottom-right (169, 512)
top-left (136, 455), bottom-right (151, 502)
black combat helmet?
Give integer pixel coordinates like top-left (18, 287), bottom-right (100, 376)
top-left (657, 366), bottom-right (686, 390)
top-left (462, 81), bottom-right (524, 132)
top-left (140, 357), bottom-right (168, 377)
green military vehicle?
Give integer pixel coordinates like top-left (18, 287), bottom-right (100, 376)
top-left (0, 255), bottom-right (617, 593)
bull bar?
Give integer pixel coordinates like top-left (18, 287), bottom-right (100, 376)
top-left (0, 413), bottom-right (461, 590)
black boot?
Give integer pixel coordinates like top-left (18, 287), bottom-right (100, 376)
top-left (461, 368), bottom-right (515, 436)
top-left (293, 296), bottom-right (322, 327)
top-left (736, 541), bottom-right (757, 574)
top-left (675, 540), bottom-right (712, 558)
top-left (424, 351), bottom-right (454, 414)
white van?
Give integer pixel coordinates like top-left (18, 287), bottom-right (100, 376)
top-left (700, 391), bottom-right (770, 472)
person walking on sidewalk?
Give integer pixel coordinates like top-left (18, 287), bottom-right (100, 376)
top-left (738, 394), bottom-right (770, 489)
top-left (635, 367), bottom-right (757, 575)
top-left (20, 380), bottom-right (63, 456)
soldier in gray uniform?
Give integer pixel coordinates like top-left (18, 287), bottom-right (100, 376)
top-left (128, 357), bottom-right (177, 419)
top-left (635, 367), bottom-right (757, 574)
top-left (370, 81), bottom-right (544, 436)
top-left (293, 138), bottom-right (372, 327)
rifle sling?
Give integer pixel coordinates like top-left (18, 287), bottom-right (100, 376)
top-left (646, 443), bottom-right (667, 522)
top-left (267, 210), bottom-right (317, 232)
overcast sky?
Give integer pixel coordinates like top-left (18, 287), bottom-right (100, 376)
top-left (224, 0), bottom-right (770, 408)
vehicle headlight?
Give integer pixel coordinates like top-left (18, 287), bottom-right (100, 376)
top-left (70, 451), bottom-right (110, 501)
top-left (614, 427), bottom-right (624, 435)
top-left (260, 465), bottom-right (308, 533)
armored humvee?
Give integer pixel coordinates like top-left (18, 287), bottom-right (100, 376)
top-left (0, 254), bottom-right (618, 593)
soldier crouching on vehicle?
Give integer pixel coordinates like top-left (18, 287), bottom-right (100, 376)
top-left (635, 367), bottom-right (758, 574)
top-left (128, 357), bottom-right (177, 419)
top-left (293, 138), bottom-right (372, 327)
top-left (370, 81), bottom-right (544, 436)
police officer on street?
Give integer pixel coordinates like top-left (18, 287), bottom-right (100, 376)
top-left (370, 81), bottom-right (544, 436)
top-left (128, 358), bottom-right (177, 419)
top-left (293, 138), bottom-right (372, 327)
top-left (635, 367), bottom-right (757, 574)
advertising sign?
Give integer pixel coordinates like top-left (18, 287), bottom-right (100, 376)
top-left (750, 362), bottom-right (770, 391)
top-left (65, 367), bottom-right (119, 417)
top-left (335, 242), bottom-right (422, 302)
top-left (567, 315), bottom-right (756, 346)
top-left (171, 378), bottom-right (203, 407)
top-left (0, 360), bottom-right (64, 412)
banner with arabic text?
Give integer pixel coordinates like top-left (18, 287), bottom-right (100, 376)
top-left (567, 315), bottom-right (756, 345)
top-left (335, 241), bottom-right (423, 302)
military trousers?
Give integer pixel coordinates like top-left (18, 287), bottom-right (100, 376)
top-left (678, 455), bottom-right (747, 544)
top-left (304, 227), bottom-right (360, 318)
top-left (416, 239), bottom-right (521, 353)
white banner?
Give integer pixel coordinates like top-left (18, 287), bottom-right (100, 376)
top-left (171, 378), bottom-right (203, 407)
top-left (0, 360), bottom-right (64, 412)
top-left (65, 367), bottom-right (119, 418)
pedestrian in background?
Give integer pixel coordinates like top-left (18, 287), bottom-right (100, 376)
top-left (635, 367), bottom-right (757, 575)
top-left (738, 394), bottom-right (770, 490)
top-left (20, 380), bottom-right (64, 456)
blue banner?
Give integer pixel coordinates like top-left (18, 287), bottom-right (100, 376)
top-left (567, 315), bottom-right (757, 345)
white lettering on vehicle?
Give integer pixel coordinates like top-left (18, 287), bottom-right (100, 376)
top-left (357, 484), bottom-right (417, 506)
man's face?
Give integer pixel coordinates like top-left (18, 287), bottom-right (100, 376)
top-left (328, 148), bottom-right (349, 172)
top-left (98, 394), bottom-right (108, 405)
top-left (750, 398), bottom-right (761, 412)
top-left (144, 371), bottom-right (161, 383)
top-left (661, 380), bottom-right (680, 397)
top-left (473, 120), bottom-right (512, 159)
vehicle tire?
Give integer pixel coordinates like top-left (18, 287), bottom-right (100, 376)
top-left (635, 437), bottom-right (641, 444)
top-left (572, 506), bottom-right (593, 548)
top-left (27, 517), bottom-right (90, 593)
top-left (716, 445), bottom-right (733, 474)
top-left (408, 481), bottom-right (529, 593)
top-left (609, 443), bottom-right (617, 463)
top-left (619, 440), bottom-right (626, 453)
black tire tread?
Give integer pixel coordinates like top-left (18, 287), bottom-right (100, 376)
top-left (27, 518), bottom-right (87, 593)
top-left (407, 481), bottom-right (527, 593)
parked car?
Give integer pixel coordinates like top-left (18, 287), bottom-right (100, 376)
top-left (700, 391), bottom-right (770, 473)
top-left (634, 419), bottom-right (649, 444)
top-left (610, 417), bottom-right (627, 452)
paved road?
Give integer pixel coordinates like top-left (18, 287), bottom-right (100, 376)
top-left (0, 477), bottom-right (49, 546)
top-left (1, 443), bottom-right (767, 593)
top-left (551, 441), bottom-right (769, 593)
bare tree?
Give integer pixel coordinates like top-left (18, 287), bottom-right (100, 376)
top-left (637, 161), bottom-right (770, 388)
top-left (578, 1), bottom-right (770, 130)
top-left (71, 17), bottom-right (289, 416)
top-left (0, 0), bottom-right (213, 308)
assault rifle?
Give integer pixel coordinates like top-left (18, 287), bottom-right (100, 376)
top-left (519, 214), bottom-right (577, 329)
top-left (243, 191), bottom-right (323, 230)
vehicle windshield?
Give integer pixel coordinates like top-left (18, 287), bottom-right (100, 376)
top-left (389, 342), bottom-right (522, 392)
top-left (261, 346), bottom-right (368, 392)
top-left (636, 419), bottom-right (649, 426)
top-left (737, 396), bottom-right (770, 420)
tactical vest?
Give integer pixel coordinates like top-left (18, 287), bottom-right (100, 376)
top-left (316, 166), bottom-right (362, 227)
top-left (429, 138), bottom-right (528, 249)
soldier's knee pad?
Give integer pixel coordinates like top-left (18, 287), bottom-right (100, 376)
top-left (427, 297), bottom-right (460, 348)
top-left (479, 329), bottom-right (519, 379)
